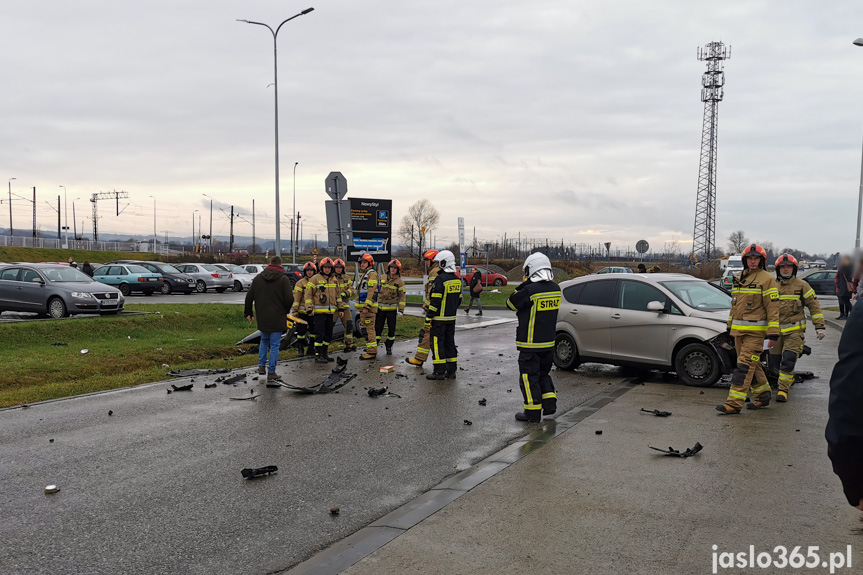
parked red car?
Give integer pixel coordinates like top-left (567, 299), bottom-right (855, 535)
top-left (454, 266), bottom-right (508, 286)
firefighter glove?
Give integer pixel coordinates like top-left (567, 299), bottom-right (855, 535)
top-left (816, 329), bottom-right (825, 340)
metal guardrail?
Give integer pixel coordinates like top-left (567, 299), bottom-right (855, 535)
top-left (0, 235), bottom-right (150, 253)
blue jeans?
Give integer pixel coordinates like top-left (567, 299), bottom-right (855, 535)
top-left (258, 331), bottom-right (283, 373)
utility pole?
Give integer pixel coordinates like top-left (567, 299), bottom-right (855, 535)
top-left (72, 202), bottom-right (77, 240)
top-left (252, 199), bottom-right (256, 254)
top-left (56, 196), bottom-right (61, 240)
top-left (229, 205), bottom-right (235, 253)
top-left (32, 187), bottom-right (36, 238)
top-left (297, 212), bottom-right (302, 255)
top-left (198, 214), bottom-right (202, 252)
top-left (7, 177), bottom-right (15, 236)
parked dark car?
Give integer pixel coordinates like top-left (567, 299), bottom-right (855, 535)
top-left (0, 263), bottom-right (124, 318)
top-left (107, 260), bottom-right (196, 295)
top-left (799, 269), bottom-right (838, 296)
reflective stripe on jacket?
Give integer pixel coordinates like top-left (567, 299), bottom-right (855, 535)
top-left (378, 276), bottom-right (406, 312)
top-left (356, 269), bottom-right (379, 310)
top-left (291, 277), bottom-right (311, 313)
top-left (776, 276), bottom-right (825, 331)
top-left (506, 279), bottom-right (561, 351)
top-left (304, 273), bottom-right (342, 314)
top-left (727, 268), bottom-right (780, 337)
top-left (334, 273), bottom-right (353, 311)
top-left (427, 272), bottom-right (462, 322)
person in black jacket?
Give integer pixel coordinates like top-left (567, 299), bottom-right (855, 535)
top-left (426, 250), bottom-right (462, 381)
top-left (81, 261), bottom-right (94, 277)
top-left (506, 253), bottom-right (561, 422)
top-left (826, 300), bottom-right (863, 510)
top-left (464, 268), bottom-right (483, 316)
top-left (244, 256), bottom-right (294, 381)
top-left (836, 255), bottom-right (854, 320)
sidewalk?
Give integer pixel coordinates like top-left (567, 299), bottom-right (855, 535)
top-left (328, 329), bottom-right (858, 575)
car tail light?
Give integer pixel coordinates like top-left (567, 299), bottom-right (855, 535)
top-left (211, 274), bottom-right (220, 278)
top-left (229, 274), bottom-right (233, 278)
top-left (137, 278), bottom-right (147, 282)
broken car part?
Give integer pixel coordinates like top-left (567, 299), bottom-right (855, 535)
top-left (649, 442), bottom-right (703, 458)
top-left (640, 408), bottom-right (671, 417)
top-left (241, 466), bottom-right (278, 479)
top-left (170, 383), bottom-right (194, 392)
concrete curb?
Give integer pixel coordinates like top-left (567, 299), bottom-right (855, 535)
top-left (825, 318), bottom-right (845, 333)
top-left (285, 379), bottom-right (639, 575)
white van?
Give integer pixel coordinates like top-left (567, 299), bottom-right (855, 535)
top-left (721, 255), bottom-right (743, 273)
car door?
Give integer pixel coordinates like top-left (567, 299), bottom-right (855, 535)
top-left (609, 280), bottom-right (670, 365)
top-left (0, 267), bottom-right (23, 310)
top-left (17, 268), bottom-right (48, 310)
top-left (567, 279), bottom-right (615, 358)
top-left (805, 272), bottom-right (827, 294)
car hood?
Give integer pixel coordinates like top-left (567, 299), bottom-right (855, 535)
top-left (687, 308), bottom-right (730, 323)
top-left (62, 282), bottom-right (121, 293)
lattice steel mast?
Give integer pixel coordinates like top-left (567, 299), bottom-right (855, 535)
top-left (692, 41), bottom-right (730, 261)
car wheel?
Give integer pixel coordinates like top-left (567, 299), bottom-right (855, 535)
top-left (196, 281), bottom-right (207, 293)
top-left (215, 288), bottom-right (226, 293)
top-left (233, 280), bottom-right (243, 292)
top-left (161, 281), bottom-right (172, 295)
top-left (47, 297), bottom-right (67, 319)
top-left (553, 332), bottom-right (579, 370)
top-left (119, 283), bottom-right (131, 297)
top-left (494, 278), bottom-right (503, 286)
top-left (675, 343), bottom-right (721, 387)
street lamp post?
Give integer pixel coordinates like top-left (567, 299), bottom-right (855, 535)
top-left (854, 38), bottom-right (863, 250)
top-left (149, 195), bottom-right (157, 254)
top-left (193, 209), bottom-right (198, 252)
top-left (203, 194), bottom-right (213, 252)
top-left (7, 177), bottom-right (15, 236)
top-left (59, 185), bottom-right (68, 249)
top-left (293, 161), bottom-right (298, 263)
top-left (238, 7), bottom-right (315, 259)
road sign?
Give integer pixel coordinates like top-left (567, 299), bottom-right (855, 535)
top-left (325, 172), bottom-right (348, 201)
top-left (348, 198), bottom-right (392, 263)
top-left (312, 248), bottom-right (318, 255)
top-left (604, 242), bottom-right (611, 252)
top-left (636, 240), bottom-right (649, 254)
top-left (325, 200), bottom-right (352, 248)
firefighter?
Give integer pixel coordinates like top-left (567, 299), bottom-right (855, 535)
top-left (290, 261), bottom-right (317, 356)
top-left (304, 257), bottom-right (343, 364)
top-left (717, 244), bottom-right (780, 414)
top-left (426, 250), bottom-right (462, 380)
top-left (375, 259), bottom-right (407, 356)
top-left (506, 253), bottom-right (561, 422)
top-left (332, 258), bottom-right (357, 352)
top-left (769, 253), bottom-right (826, 402)
top-left (406, 249), bottom-right (440, 366)
top-left (356, 253), bottom-right (380, 360)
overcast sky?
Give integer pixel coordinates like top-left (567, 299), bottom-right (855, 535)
top-left (1, 0), bottom-right (862, 255)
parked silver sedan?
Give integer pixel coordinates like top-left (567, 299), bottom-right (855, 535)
top-left (175, 263), bottom-right (233, 293)
top-left (0, 263), bottom-right (124, 318)
top-left (213, 264), bottom-right (254, 292)
top-left (554, 273), bottom-right (734, 386)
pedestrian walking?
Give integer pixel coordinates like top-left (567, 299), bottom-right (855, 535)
top-left (244, 256), bottom-right (294, 381)
top-left (305, 258), bottom-right (343, 364)
top-left (375, 259), bottom-right (406, 355)
top-left (826, 301), bottom-right (863, 510)
top-left (426, 250), bottom-right (462, 380)
top-left (716, 244), bottom-right (779, 415)
top-left (406, 249), bottom-right (440, 367)
top-left (290, 262), bottom-right (317, 356)
top-left (506, 253), bottom-right (561, 422)
top-left (768, 254), bottom-right (825, 403)
top-left (81, 261), bottom-right (94, 277)
top-left (835, 255), bottom-right (854, 320)
top-left (356, 253), bottom-right (380, 360)
top-left (464, 268), bottom-right (483, 316)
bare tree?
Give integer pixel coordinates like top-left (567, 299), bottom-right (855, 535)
top-left (727, 230), bottom-right (748, 254)
top-left (398, 199), bottom-right (440, 261)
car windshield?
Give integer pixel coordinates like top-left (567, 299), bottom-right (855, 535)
top-left (127, 265), bottom-right (151, 274)
top-left (39, 267), bottom-right (93, 282)
top-left (202, 265), bottom-right (223, 272)
top-left (661, 280), bottom-right (731, 311)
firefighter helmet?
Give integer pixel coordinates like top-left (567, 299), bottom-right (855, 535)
top-left (775, 253), bottom-right (798, 278)
top-left (359, 253), bottom-right (374, 267)
top-left (423, 249), bottom-right (439, 262)
top-left (333, 258), bottom-right (346, 271)
top-left (523, 252), bottom-right (552, 280)
top-left (319, 257), bottom-right (334, 271)
top-left (741, 244), bottom-right (767, 269)
top-left (387, 259), bottom-right (402, 274)
top-left (434, 250), bottom-right (456, 273)
top-left (302, 261), bottom-right (317, 276)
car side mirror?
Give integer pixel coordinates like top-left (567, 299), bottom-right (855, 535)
top-left (647, 301), bottom-right (665, 312)
top-left (32, 278), bottom-right (45, 285)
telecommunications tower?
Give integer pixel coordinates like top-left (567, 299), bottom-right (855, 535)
top-left (691, 41), bottom-right (730, 262)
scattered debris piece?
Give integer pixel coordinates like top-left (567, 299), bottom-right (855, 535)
top-left (204, 383), bottom-right (217, 389)
top-left (495, 372), bottom-right (500, 375)
top-left (498, 354), bottom-right (504, 357)
top-left (265, 383), bottom-right (282, 388)
top-left (336, 356), bottom-right (348, 367)
top-left (168, 368), bottom-right (229, 377)
top-left (640, 408), bottom-right (671, 417)
top-left (44, 485), bottom-right (60, 495)
top-left (367, 387), bottom-right (401, 398)
top-left (50, 343), bottom-right (67, 347)
top-left (478, 398), bottom-right (487, 406)
top-left (222, 374), bottom-right (245, 385)
top-left (380, 365), bottom-right (395, 373)
top-left (795, 429), bottom-right (800, 432)
top-left (49, 439), bottom-right (54, 443)
top-left (170, 383), bottom-right (194, 392)
top-left (161, 364), bottom-right (170, 368)
top-left (332, 363), bottom-right (347, 375)
top-left (507, 389), bottom-right (512, 393)
top-left (699, 391), bottom-right (705, 395)
top-left (241, 465), bottom-right (277, 479)
top-left (649, 442), bottom-right (703, 458)
top-left (279, 373), bottom-right (357, 394)
top-left (464, 419), bottom-right (473, 426)
top-left (80, 349), bottom-right (88, 355)
top-left (252, 377), bottom-right (259, 381)
top-left (166, 390), bottom-right (172, 394)
top-left (330, 507), bottom-right (340, 516)
top-left (231, 394), bottom-right (260, 401)
top-left (595, 430), bottom-right (602, 435)
top-left (108, 410), bottom-right (113, 416)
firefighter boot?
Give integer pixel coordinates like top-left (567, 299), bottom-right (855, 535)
top-left (385, 341), bottom-right (393, 356)
top-left (295, 339), bottom-right (305, 357)
top-left (406, 357), bottom-right (423, 366)
top-left (776, 390), bottom-right (788, 403)
top-left (515, 410), bottom-right (541, 423)
top-left (715, 404), bottom-right (741, 415)
top-left (360, 350), bottom-right (377, 360)
top-left (746, 391), bottom-right (771, 410)
top-left (426, 372), bottom-right (446, 381)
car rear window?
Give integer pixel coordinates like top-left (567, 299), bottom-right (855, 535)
top-left (127, 265), bottom-right (151, 274)
top-left (562, 284), bottom-right (583, 304)
top-left (577, 280), bottom-right (615, 307)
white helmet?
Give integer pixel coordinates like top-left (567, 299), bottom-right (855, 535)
top-left (434, 250), bottom-right (457, 273)
top-left (523, 252), bottom-right (552, 281)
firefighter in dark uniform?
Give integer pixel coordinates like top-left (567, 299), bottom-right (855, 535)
top-left (506, 253), bottom-right (561, 422)
top-left (426, 250), bottom-right (462, 380)
top-left (290, 261), bottom-right (317, 356)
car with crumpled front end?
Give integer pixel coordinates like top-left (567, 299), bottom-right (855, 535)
top-left (553, 273), bottom-right (735, 386)
top-left (0, 263), bottom-right (124, 318)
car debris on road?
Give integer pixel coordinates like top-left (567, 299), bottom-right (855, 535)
top-left (241, 466), bottom-right (278, 479)
top-left (640, 408), bottom-right (672, 417)
top-left (649, 442), bottom-right (703, 458)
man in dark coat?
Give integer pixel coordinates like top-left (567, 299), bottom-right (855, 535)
top-left (826, 300), bottom-right (863, 510)
top-left (244, 256), bottom-right (294, 381)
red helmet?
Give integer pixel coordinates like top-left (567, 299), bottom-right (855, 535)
top-left (423, 249), bottom-right (439, 262)
top-left (302, 261), bottom-right (317, 275)
top-left (775, 253), bottom-right (798, 277)
top-left (319, 257), bottom-right (334, 270)
top-left (333, 258), bottom-right (346, 270)
top-left (387, 259), bottom-right (402, 274)
top-left (741, 244), bottom-right (767, 269)
top-left (359, 253), bottom-right (374, 266)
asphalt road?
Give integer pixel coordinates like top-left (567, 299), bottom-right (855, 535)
top-left (0, 322), bottom-right (633, 575)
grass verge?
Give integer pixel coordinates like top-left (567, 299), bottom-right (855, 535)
top-left (0, 304), bottom-right (423, 408)
top-left (0, 246), bottom-right (159, 265)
